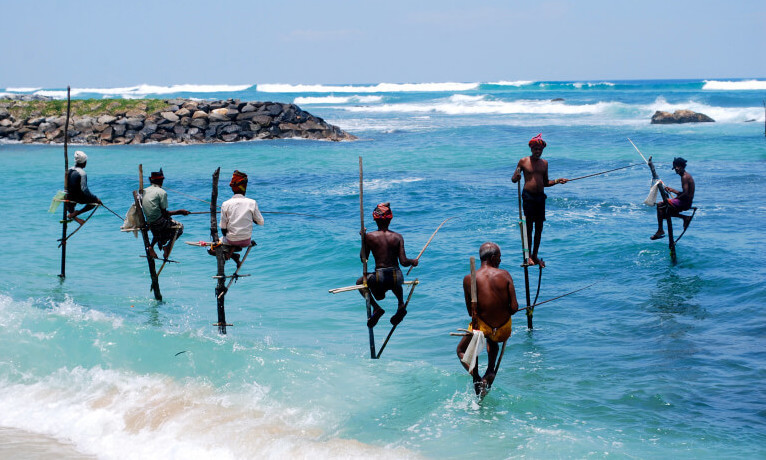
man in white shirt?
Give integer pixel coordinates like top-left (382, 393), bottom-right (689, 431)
top-left (218, 170), bottom-right (264, 267)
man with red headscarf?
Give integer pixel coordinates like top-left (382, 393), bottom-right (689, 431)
top-left (356, 202), bottom-right (418, 327)
top-left (218, 170), bottom-right (264, 267)
top-left (142, 168), bottom-right (190, 260)
top-left (511, 134), bottom-right (568, 267)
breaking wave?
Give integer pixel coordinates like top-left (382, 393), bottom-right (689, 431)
top-left (294, 95), bottom-right (383, 104)
top-left (257, 82), bottom-right (479, 93)
top-left (702, 79), bottom-right (766, 90)
top-left (33, 84), bottom-right (252, 99)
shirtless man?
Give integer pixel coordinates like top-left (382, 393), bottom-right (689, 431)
top-left (511, 134), bottom-right (568, 267)
top-left (457, 242), bottom-right (519, 391)
top-left (651, 157), bottom-right (695, 240)
top-left (356, 202), bottom-right (418, 328)
top-left (66, 151), bottom-right (101, 224)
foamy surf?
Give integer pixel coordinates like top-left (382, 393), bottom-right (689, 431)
top-left (33, 84), bottom-right (252, 99)
top-left (702, 79), bottom-right (766, 90)
top-left (257, 82), bottom-right (479, 93)
top-left (0, 367), bottom-right (416, 460)
top-left (294, 95), bottom-right (383, 105)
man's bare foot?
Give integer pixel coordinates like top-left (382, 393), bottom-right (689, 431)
top-left (650, 231), bottom-right (666, 240)
top-left (528, 256), bottom-right (545, 268)
top-left (367, 307), bottom-right (385, 328)
top-left (390, 307), bottom-right (407, 325)
top-left (68, 214), bottom-right (85, 225)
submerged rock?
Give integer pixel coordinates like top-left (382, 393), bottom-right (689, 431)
top-left (651, 110), bottom-right (715, 124)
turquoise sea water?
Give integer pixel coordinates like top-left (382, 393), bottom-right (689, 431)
top-left (1, 80), bottom-right (765, 459)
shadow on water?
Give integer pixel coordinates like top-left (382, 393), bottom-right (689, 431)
top-left (648, 272), bottom-right (708, 321)
top-left (142, 300), bottom-right (163, 327)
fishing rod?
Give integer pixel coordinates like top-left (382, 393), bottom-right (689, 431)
top-left (567, 163), bottom-right (643, 182)
top-left (627, 138), bottom-right (649, 164)
top-left (518, 282), bottom-right (596, 311)
top-left (99, 202), bottom-right (125, 221)
top-left (185, 210), bottom-right (324, 218)
top-left (406, 216), bottom-right (458, 275)
top-left (450, 281), bottom-right (597, 337)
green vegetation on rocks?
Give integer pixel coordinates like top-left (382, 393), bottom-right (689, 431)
top-left (0, 99), bottom-right (171, 120)
top-left (0, 98), bottom-right (356, 144)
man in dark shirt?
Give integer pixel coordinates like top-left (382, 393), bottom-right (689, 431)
top-left (66, 151), bottom-right (101, 224)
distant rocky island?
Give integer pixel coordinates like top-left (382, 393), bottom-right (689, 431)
top-left (0, 97), bottom-right (356, 144)
top-left (651, 109), bottom-right (714, 124)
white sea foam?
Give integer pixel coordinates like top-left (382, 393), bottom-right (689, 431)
top-left (487, 80), bottom-right (534, 86)
top-left (702, 79), bottom-right (766, 90)
top-left (317, 177), bottom-right (424, 196)
top-left (342, 97), bottom-right (613, 116)
top-left (571, 81), bottom-right (615, 88)
top-left (0, 367), bottom-right (412, 460)
top-left (34, 84), bottom-right (251, 99)
top-left (5, 87), bottom-right (42, 92)
top-left (294, 95), bottom-right (383, 104)
top-left (257, 82), bottom-right (479, 93)
top-left (336, 94), bottom-right (763, 123)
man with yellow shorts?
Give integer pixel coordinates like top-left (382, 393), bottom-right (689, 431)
top-left (457, 242), bottom-right (519, 390)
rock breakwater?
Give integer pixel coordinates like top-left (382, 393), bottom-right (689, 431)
top-left (0, 98), bottom-right (356, 144)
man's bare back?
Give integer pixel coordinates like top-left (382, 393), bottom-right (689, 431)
top-left (462, 263), bottom-right (518, 329)
top-left (456, 243), bottom-right (519, 393)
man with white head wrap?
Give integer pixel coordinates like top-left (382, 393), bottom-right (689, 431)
top-left (66, 150), bottom-right (101, 224)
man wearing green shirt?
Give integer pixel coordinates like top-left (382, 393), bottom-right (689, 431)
top-left (142, 169), bottom-right (189, 260)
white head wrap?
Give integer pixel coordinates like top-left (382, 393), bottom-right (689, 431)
top-left (74, 151), bottom-right (87, 165)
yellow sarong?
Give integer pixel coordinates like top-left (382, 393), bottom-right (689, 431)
top-left (469, 316), bottom-right (512, 343)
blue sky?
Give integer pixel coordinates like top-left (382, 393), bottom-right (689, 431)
top-left (2, 0), bottom-right (764, 87)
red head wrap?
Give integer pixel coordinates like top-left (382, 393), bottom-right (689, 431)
top-left (230, 170), bottom-right (248, 192)
top-left (149, 168), bottom-right (164, 183)
top-left (372, 202), bottom-right (392, 221)
top-left (528, 133), bottom-right (547, 149)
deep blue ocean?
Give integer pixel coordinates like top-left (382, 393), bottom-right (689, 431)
top-left (1, 79), bottom-right (765, 459)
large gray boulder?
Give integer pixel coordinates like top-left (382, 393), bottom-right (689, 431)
top-left (651, 110), bottom-right (714, 124)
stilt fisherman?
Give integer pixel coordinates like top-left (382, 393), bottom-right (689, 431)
top-left (356, 202), bottom-right (418, 328)
top-left (456, 242), bottom-right (519, 393)
top-left (651, 157), bottom-right (695, 240)
top-left (211, 170), bottom-right (264, 267)
top-left (141, 168), bottom-right (190, 260)
top-left (511, 134), bottom-right (568, 267)
top-left (66, 151), bottom-right (101, 224)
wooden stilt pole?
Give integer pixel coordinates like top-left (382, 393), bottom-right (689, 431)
top-left (210, 168), bottom-right (229, 334)
top-left (375, 279), bottom-right (418, 359)
top-left (647, 157), bottom-right (676, 263)
top-left (359, 157), bottom-right (376, 358)
top-left (133, 171), bottom-right (162, 301)
top-left (59, 86), bottom-right (71, 279)
top-left (517, 181), bottom-right (533, 328)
